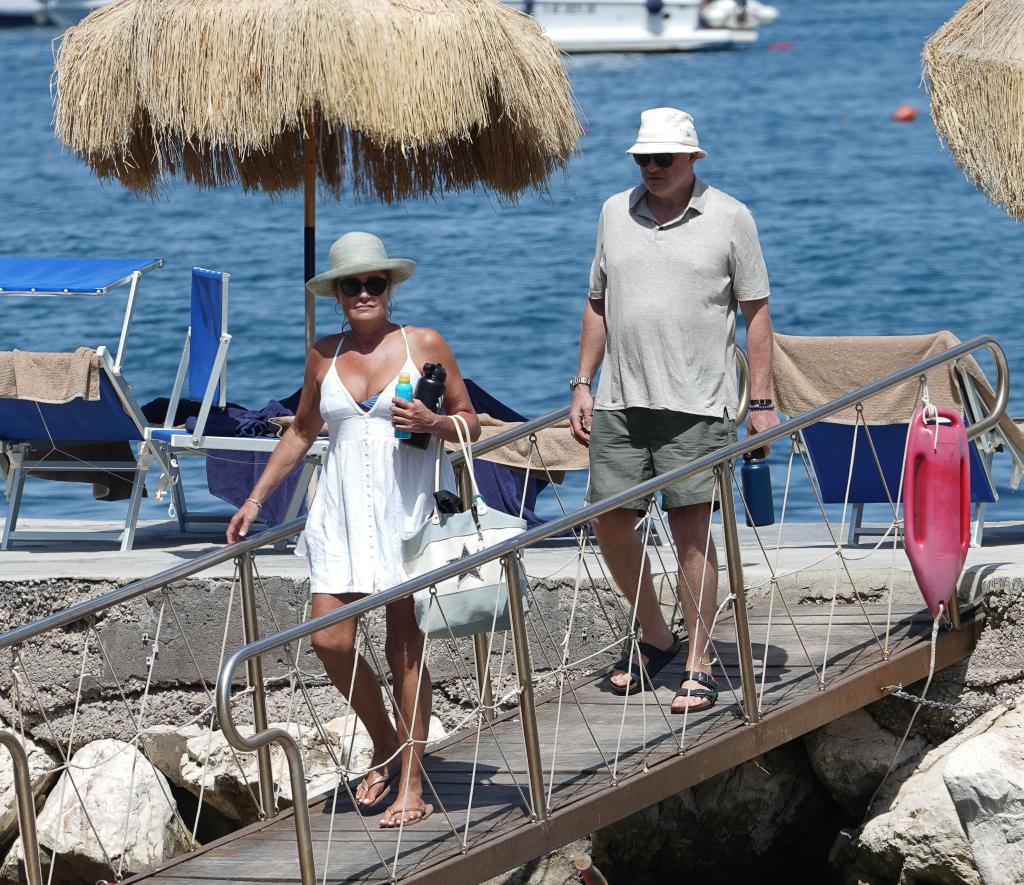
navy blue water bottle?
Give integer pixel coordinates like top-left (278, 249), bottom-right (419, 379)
top-left (740, 447), bottom-right (775, 527)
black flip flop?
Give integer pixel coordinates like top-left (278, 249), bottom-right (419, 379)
top-left (671, 670), bottom-right (719, 713)
top-left (609, 633), bottom-right (683, 696)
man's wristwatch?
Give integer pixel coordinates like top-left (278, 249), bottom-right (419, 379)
top-left (569, 375), bottom-right (592, 392)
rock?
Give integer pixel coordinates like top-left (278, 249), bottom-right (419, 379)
top-left (139, 722), bottom-right (205, 788)
top-left (593, 744), bottom-right (840, 883)
top-left (832, 695), bottom-right (1024, 884)
top-left (0, 730), bottom-right (59, 848)
top-left (804, 708), bottom-right (928, 816)
top-left (0, 738), bottom-right (191, 884)
top-left (178, 722), bottom-right (338, 824)
top-left (944, 729), bottom-right (1024, 884)
top-left (176, 715), bottom-right (447, 825)
top-left (484, 837), bottom-right (591, 884)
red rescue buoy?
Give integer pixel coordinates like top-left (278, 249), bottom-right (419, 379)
top-left (892, 104), bottom-right (917, 123)
top-left (902, 407), bottom-right (970, 616)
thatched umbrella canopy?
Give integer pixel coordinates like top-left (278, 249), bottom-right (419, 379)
top-left (924, 0), bottom-right (1024, 222)
top-left (52, 0), bottom-right (579, 345)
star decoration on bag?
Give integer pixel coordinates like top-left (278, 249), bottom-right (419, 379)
top-left (446, 544), bottom-right (484, 585)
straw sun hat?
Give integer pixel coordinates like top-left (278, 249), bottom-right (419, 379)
top-left (306, 232), bottom-right (416, 297)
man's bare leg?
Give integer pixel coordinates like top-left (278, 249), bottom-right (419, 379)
top-left (592, 506), bottom-right (676, 691)
top-left (667, 503), bottom-right (720, 711)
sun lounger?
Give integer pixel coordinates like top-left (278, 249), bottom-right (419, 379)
top-left (146, 268), bottom-right (321, 536)
top-left (0, 257), bottom-right (164, 550)
top-left (773, 331), bottom-right (1016, 547)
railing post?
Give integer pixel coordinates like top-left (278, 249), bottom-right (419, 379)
top-left (238, 552), bottom-right (276, 818)
top-left (503, 553), bottom-right (547, 820)
top-left (455, 462), bottom-right (497, 722)
top-left (947, 591), bottom-right (962, 630)
top-left (716, 465), bottom-right (761, 724)
top-left (0, 731), bottom-right (43, 885)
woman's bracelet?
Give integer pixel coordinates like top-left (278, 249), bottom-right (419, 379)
top-left (245, 496), bottom-right (264, 512)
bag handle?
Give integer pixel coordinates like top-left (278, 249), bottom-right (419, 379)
top-left (430, 414), bottom-right (487, 522)
top-left (449, 414), bottom-right (488, 514)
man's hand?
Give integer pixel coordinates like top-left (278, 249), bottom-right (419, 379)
top-left (569, 387), bottom-right (594, 447)
top-left (747, 408), bottom-right (780, 455)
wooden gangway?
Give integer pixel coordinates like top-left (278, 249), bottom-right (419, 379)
top-left (125, 602), bottom-right (980, 885)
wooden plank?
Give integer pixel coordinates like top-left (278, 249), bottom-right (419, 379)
top-left (127, 605), bottom-right (978, 885)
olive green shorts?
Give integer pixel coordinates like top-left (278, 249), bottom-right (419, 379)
top-left (585, 408), bottom-right (737, 512)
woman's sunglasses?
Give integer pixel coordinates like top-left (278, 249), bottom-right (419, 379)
top-left (338, 276), bottom-right (389, 297)
top-left (632, 153), bottom-right (677, 168)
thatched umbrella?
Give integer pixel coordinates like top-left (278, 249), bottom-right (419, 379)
top-left (52, 0), bottom-right (579, 347)
top-left (924, 0), bottom-right (1024, 222)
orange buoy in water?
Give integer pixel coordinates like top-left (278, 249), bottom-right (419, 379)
top-left (892, 104), bottom-right (917, 123)
top-left (903, 407), bottom-right (970, 616)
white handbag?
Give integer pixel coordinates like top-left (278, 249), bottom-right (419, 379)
top-left (402, 414), bottom-right (530, 639)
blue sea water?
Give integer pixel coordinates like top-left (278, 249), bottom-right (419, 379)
top-left (2, 0), bottom-right (1024, 529)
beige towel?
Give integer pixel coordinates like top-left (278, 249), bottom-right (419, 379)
top-left (270, 412), bottom-right (590, 477)
top-left (446, 415), bottom-right (589, 475)
top-left (773, 330), bottom-right (1024, 452)
top-left (0, 348), bottom-right (100, 403)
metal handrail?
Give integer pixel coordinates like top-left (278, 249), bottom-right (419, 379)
top-left (212, 334), bottom-right (1007, 885)
top-left (0, 389), bottom-right (595, 885)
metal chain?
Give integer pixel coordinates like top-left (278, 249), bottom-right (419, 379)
top-left (882, 685), bottom-right (1010, 713)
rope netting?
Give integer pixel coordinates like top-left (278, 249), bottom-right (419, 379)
top-left (4, 375), bottom-right (981, 882)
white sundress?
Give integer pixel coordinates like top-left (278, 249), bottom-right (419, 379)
top-left (305, 326), bottom-right (456, 596)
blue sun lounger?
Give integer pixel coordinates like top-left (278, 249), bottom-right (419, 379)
top-left (145, 268), bottom-right (320, 537)
top-left (0, 257), bottom-right (164, 550)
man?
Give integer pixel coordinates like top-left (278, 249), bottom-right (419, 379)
top-left (568, 107), bottom-right (778, 713)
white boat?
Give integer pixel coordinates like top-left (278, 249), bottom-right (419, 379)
top-left (505, 0), bottom-right (779, 53)
top-left (43, 0), bottom-right (105, 27)
top-left (0, 0), bottom-right (48, 26)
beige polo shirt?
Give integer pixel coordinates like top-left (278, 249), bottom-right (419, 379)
top-left (588, 178), bottom-right (770, 419)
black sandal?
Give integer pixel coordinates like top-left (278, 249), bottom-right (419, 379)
top-left (672, 670), bottom-right (719, 713)
top-left (609, 634), bottom-right (683, 696)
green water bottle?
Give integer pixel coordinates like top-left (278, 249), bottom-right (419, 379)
top-left (394, 372), bottom-right (413, 439)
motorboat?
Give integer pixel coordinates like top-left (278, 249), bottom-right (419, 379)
top-left (43, 0), bottom-right (104, 27)
top-left (0, 0), bottom-right (48, 26)
top-left (505, 0), bottom-right (779, 52)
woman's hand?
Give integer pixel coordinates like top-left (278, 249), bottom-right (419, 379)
top-left (391, 397), bottom-right (441, 435)
top-left (226, 500), bottom-right (261, 544)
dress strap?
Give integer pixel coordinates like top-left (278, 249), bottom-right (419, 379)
top-left (398, 325), bottom-right (414, 365)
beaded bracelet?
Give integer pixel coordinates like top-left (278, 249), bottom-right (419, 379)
top-left (245, 496), bottom-right (264, 511)
top-left (749, 398), bottom-right (776, 412)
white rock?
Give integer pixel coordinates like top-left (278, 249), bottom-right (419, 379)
top-left (0, 731), bottom-right (59, 847)
top-left (944, 731), bottom-right (1024, 884)
top-left (0, 738), bottom-right (191, 884)
top-left (840, 695), bottom-right (1024, 884)
top-left (804, 708), bottom-right (928, 815)
top-left (139, 722), bottom-right (204, 787)
top-left (852, 750), bottom-right (980, 885)
top-left (175, 714), bottom-right (448, 826)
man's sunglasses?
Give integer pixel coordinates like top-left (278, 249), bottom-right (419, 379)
top-left (338, 276), bottom-right (389, 297)
top-left (632, 153), bottom-right (677, 168)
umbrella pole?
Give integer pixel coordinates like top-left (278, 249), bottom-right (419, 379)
top-left (303, 114), bottom-right (317, 352)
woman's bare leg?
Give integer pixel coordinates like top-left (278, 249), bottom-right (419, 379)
top-left (310, 593), bottom-right (400, 806)
top-left (380, 596), bottom-right (432, 827)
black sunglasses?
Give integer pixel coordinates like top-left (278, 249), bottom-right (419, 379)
top-left (338, 276), bottom-right (389, 297)
top-left (632, 153), bottom-right (677, 168)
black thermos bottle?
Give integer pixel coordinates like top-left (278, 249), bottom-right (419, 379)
top-left (404, 362), bottom-right (447, 449)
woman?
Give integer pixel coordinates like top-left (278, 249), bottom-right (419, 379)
top-left (227, 231), bottom-right (480, 829)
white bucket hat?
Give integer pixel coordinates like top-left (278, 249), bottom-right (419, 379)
top-left (306, 232), bottom-right (416, 297)
top-left (626, 107), bottom-right (707, 160)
